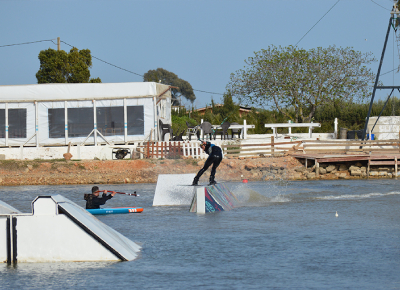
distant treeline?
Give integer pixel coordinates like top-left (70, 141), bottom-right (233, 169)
top-left (171, 98), bottom-right (400, 136)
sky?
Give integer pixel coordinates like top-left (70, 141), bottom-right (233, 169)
top-left (1, 0), bottom-right (399, 109)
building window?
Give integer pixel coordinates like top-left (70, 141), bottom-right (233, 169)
top-left (48, 108), bottom-right (65, 138)
top-left (0, 109), bottom-right (27, 139)
top-left (68, 108), bottom-right (94, 137)
top-left (96, 107), bottom-right (124, 136)
top-left (9, 109), bottom-right (27, 138)
top-left (0, 110), bottom-right (4, 138)
top-left (49, 106), bottom-right (144, 138)
top-left (127, 106), bottom-right (144, 135)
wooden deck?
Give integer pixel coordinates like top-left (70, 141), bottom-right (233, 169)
top-left (290, 153), bottom-right (400, 163)
top-left (290, 152), bottom-right (400, 177)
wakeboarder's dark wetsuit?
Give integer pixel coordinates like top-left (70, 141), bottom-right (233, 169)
top-left (193, 142), bottom-right (223, 185)
top-left (84, 193), bottom-right (113, 209)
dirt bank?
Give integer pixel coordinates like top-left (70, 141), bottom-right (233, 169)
top-left (0, 156), bottom-right (390, 186)
top-left (0, 156), bottom-right (300, 186)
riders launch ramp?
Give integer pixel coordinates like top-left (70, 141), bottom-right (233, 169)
top-left (0, 194), bottom-right (140, 263)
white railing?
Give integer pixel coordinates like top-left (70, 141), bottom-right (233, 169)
top-left (265, 122), bottom-right (321, 138)
top-left (182, 141), bottom-right (206, 159)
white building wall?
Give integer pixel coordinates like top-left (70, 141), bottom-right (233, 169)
top-left (0, 82), bottom-right (172, 147)
top-left (0, 145), bottom-right (129, 160)
top-left (367, 116), bottom-right (400, 140)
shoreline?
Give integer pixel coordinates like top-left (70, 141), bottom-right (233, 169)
top-left (0, 156), bottom-right (394, 187)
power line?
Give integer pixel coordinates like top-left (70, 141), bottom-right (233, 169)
top-left (0, 39), bottom-right (54, 48)
top-left (62, 40), bottom-right (144, 77)
top-left (0, 38), bottom-right (226, 96)
top-left (370, 0), bottom-right (391, 11)
top-left (91, 55), bottom-right (144, 77)
top-left (193, 89), bottom-right (223, 95)
top-left (61, 40), bottom-right (224, 95)
top-left (295, 0), bottom-right (341, 46)
top-left (381, 68), bottom-right (397, 76)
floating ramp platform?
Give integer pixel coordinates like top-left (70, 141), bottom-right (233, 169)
top-left (0, 194), bottom-right (141, 263)
top-left (153, 174), bottom-right (196, 206)
top-left (153, 174), bottom-right (238, 213)
top-left (189, 183), bottom-right (238, 213)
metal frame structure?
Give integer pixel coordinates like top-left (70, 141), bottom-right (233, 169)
top-left (362, 3), bottom-right (400, 140)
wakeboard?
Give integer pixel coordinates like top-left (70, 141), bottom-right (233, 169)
top-left (87, 207), bottom-right (143, 215)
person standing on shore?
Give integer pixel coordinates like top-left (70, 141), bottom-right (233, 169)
top-left (84, 186), bottom-right (116, 209)
top-left (192, 141), bottom-right (223, 186)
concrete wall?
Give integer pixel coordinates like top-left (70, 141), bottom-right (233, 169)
top-left (0, 145), bottom-right (132, 160)
top-left (367, 116), bottom-right (400, 140)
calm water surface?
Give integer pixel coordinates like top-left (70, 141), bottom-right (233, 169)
top-left (0, 179), bottom-right (399, 289)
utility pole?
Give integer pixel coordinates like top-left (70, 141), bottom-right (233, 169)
top-left (57, 37), bottom-right (60, 51)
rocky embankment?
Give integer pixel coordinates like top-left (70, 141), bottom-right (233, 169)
top-left (293, 161), bottom-right (398, 179)
top-left (0, 156), bottom-right (396, 186)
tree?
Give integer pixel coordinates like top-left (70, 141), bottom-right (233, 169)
top-left (36, 47), bottom-right (101, 84)
top-left (143, 68), bottom-right (195, 105)
top-left (212, 90), bottom-right (240, 122)
top-left (228, 45), bottom-right (376, 123)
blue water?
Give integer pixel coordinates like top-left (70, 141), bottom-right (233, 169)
top-left (0, 179), bottom-right (399, 289)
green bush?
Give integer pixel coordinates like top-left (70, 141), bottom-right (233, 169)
top-left (171, 115), bottom-right (197, 136)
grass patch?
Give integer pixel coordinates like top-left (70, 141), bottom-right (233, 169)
top-left (48, 159), bottom-right (68, 163)
top-left (0, 159), bottom-right (77, 171)
top-left (184, 159), bottom-right (198, 166)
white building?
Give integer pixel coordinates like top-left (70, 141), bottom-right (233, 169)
top-left (0, 82), bottom-right (172, 147)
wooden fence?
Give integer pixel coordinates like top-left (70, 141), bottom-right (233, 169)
top-left (221, 140), bottom-right (302, 157)
top-left (135, 141), bottom-right (205, 159)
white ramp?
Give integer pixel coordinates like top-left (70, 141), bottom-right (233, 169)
top-left (153, 174), bottom-right (196, 206)
top-left (0, 195), bottom-right (141, 263)
top-left (0, 200), bottom-right (21, 214)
